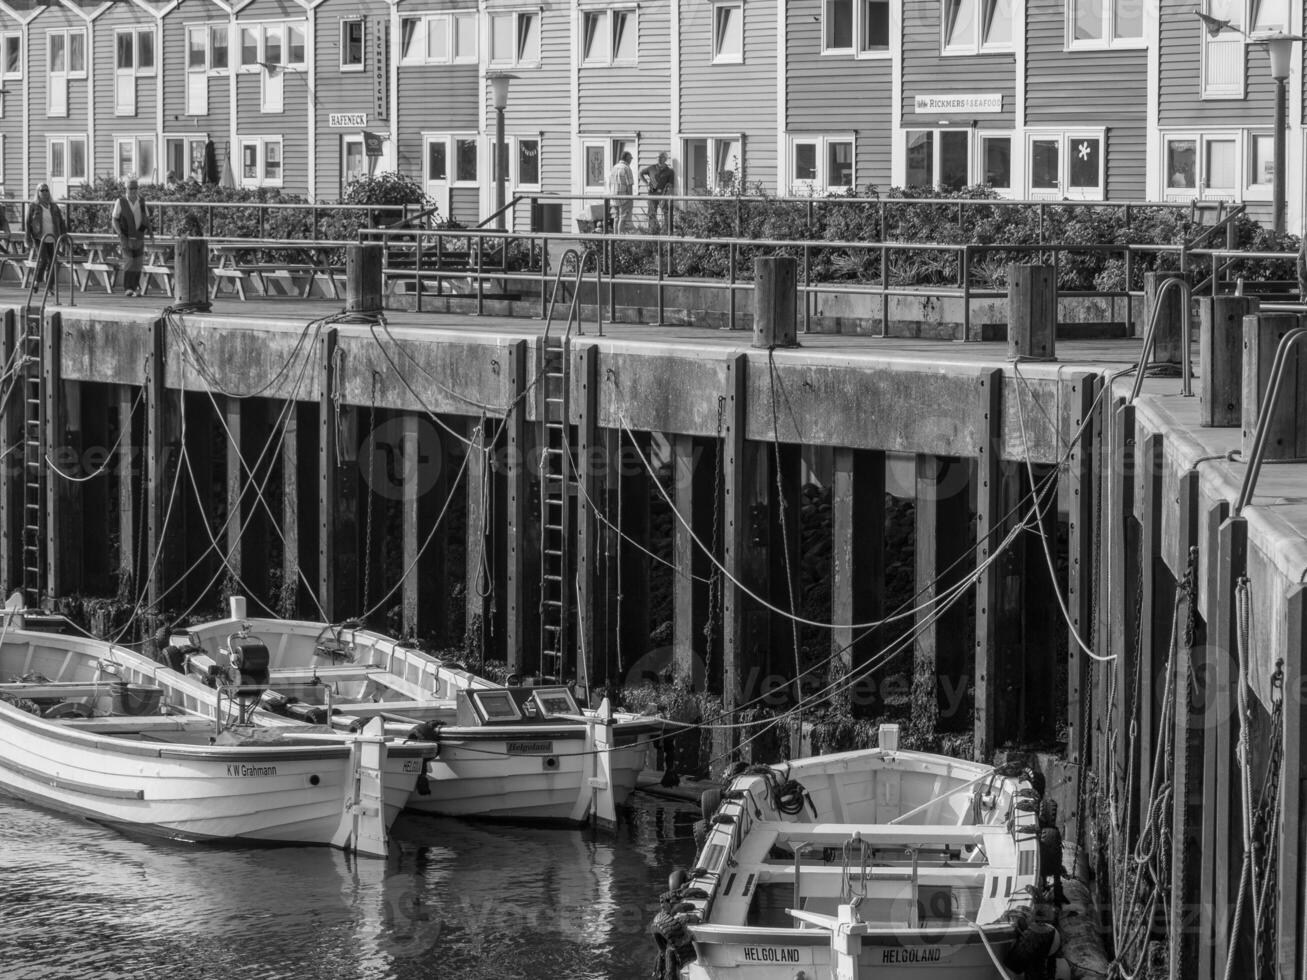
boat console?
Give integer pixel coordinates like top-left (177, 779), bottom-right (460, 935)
top-left (456, 686), bottom-right (583, 727)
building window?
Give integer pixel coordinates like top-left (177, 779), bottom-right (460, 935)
top-left (824, 0), bottom-right (890, 54)
top-left (1248, 133), bottom-right (1273, 187)
top-left (239, 137), bottom-right (284, 187)
top-left (582, 9), bottom-right (637, 65)
top-left (905, 130), bottom-right (970, 189)
top-left (683, 136), bottom-right (743, 193)
top-left (944, 0), bottom-right (1013, 52)
top-left (517, 137), bottom-right (541, 188)
top-left (454, 137), bottom-right (478, 184)
top-left (239, 21), bottom-right (307, 70)
top-left (165, 135), bottom-right (209, 182)
top-left (1026, 131), bottom-right (1104, 199)
top-left (115, 27), bottom-right (156, 75)
top-left (491, 11), bottom-right (539, 67)
top-left (1068, 0), bottom-right (1144, 48)
top-left (712, 2), bottom-right (743, 63)
top-left (47, 29), bottom-right (86, 118)
top-left (980, 135), bottom-right (1012, 189)
top-left (343, 136), bottom-right (366, 191)
top-left (2, 32), bottom-right (21, 80)
top-left (789, 136), bottom-right (855, 192)
top-left (427, 140), bottom-right (448, 183)
top-left (211, 26), bottom-right (229, 71)
top-left (48, 136), bottom-right (88, 184)
top-left (115, 136), bottom-right (156, 181)
top-left (341, 19), bottom-right (365, 70)
top-left (400, 13), bottom-right (477, 65)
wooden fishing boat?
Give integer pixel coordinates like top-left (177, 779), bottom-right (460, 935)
top-left (655, 726), bottom-right (1048, 980)
top-left (0, 615), bottom-right (435, 857)
top-left (170, 598), bottom-right (665, 826)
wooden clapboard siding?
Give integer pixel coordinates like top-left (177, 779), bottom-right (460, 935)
top-left (1025, 0), bottom-right (1147, 198)
top-left (93, 7), bottom-right (161, 180)
top-left (162, 3), bottom-right (233, 140)
top-left (1157, 0), bottom-right (1276, 126)
top-left (0, 14), bottom-right (26, 194)
top-left (578, 2), bottom-right (671, 134)
top-left (785, 0), bottom-right (892, 190)
top-left (899, 1), bottom-right (1015, 129)
top-left (447, 185), bottom-right (480, 224)
top-left (313, 0), bottom-right (389, 200)
top-left (232, 0), bottom-right (312, 193)
top-left (679, 0), bottom-right (778, 189)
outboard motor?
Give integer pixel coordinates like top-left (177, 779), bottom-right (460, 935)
top-left (225, 635), bottom-right (271, 726)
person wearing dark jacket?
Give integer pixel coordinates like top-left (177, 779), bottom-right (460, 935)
top-left (25, 183), bottom-right (65, 285)
top-left (639, 152), bottom-right (675, 232)
top-left (112, 177), bottom-right (149, 296)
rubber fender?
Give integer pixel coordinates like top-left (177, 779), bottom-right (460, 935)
top-left (700, 787), bottom-right (722, 819)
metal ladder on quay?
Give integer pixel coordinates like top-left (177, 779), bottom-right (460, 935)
top-left (19, 306), bottom-right (44, 606)
top-left (537, 246), bottom-right (597, 683)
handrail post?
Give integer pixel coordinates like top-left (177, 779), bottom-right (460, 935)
top-left (1129, 278), bottom-right (1194, 403)
top-left (880, 242), bottom-right (889, 338)
top-left (729, 242), bottom-right (737, 331)
top-left (475, 233), bottom-right (485, 315)
top-left (802, 244), bottom-right (811, 334)
top-left (961, 245), bottom-right (971, 342)
top-left (415, 229), bottom-right (424, 314)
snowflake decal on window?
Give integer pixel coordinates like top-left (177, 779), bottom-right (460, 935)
top-left (1077, 141), bottom-right (1093, 161)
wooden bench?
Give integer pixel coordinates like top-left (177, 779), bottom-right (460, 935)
top-left (80, 244), bottom-right (118, 294)
top-left (1233, 278), bottom-right (1301, 304)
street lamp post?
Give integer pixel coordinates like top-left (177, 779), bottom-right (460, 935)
top-left (1266, 34), bottom-right (1295, 235)
top-left (488, 73), bottom-right (517, 231)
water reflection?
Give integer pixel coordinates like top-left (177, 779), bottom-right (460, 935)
top-left (0, 794), bottom-right (700, 980)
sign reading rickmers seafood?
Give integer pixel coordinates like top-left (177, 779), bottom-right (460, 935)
top-left (914, 93), bottom-right (1003, 113)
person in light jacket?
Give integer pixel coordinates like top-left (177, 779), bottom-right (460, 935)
top-left (25, 183), bottom-right (65, 285)
top-left (112, 177), bottom-right (150, 297)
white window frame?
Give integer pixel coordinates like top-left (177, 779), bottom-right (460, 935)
top-left (47, 134), bottom-right (88, 187)
top-left (1, 31), bottom-right (23, 81)
top-left (238, 21), bottom-right (307, 71)
top-left (977, 131), bottom-right (1015, 196)
top-left (514, 136), bottom-right (542, 191)
top-left (580, 7), bottom-right (637, 66)
top-left (47, 29), bottom-right (86, 118)
top-left (490, 9), bottom-right (540, 68)
top-left (1024, 129), bottom-right (1106, 200)
top-left (1159, 129), bottom-right (1273, 202)
top-left (942, 0), bottom-right (1014, 54)
top-left (788, 135), bottom-right (856, 193)
top-left (115, 27), bottom-right (157, 76)
top-left (399, 13), bottom-right (477, 66)
top-left (340, 18), bottom-right (365, 72)
top-left (115, 135), bottom-right (156, 181)
top-left (711, 1), bottom-right (743, 64)
top-left (1199, 0), bottom-right (1262, 98)
top-left (164, 134), bottom-right (210, 182)
top-left (1066, 0), bottom-right (1146, 51)
top-left (238, 136), bottom-right (284, 187)
top-left (48, 28), bottom-right (87, 78)
top-left (904, 129), bottom-right (974, 189)
top-left (342, 134), bottom-right (367, 192)
top-left (681, 135), bottom-right (744, 194)
top-left (451, 133), bottom-right (479, 187)
top-left (822, 0), bottom-right (891, 57)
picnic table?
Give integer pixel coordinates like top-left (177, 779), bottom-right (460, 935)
top-left (207, 239), bottom-right (345, 300)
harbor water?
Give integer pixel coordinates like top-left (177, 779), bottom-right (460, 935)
top-left (0, 791), bottom-right (700, 979)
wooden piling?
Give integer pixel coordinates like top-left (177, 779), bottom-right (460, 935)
top-left (1007, 264), bottom-right (1057, 361)
top-left (575, 346), bottom-right (601, 688)
top-left (1241, 312), bottom-right (1307, 460)
top-left (175, 238), bottom-right (210, 310)
top-left (672, 434), bottom-right (713, 689)
top-left (504, 339), bottom-right (528, 672)
top-left (721, 353), bottom-right (749, 738)
top-left (618, 431), bottom-right (652, 679)
top-left (145, 317), bottom-right (173, 618)
top-left (830, 448), bottom-right (885, 714)
top-left (1064, 374), bottom-right (1096, 799)
top-left (1278, 587), bottom-right (1307, 979)
top-left (346, 243), bottom-right (384, 314)
top-left (463, 416), bottom-right (490, 659)
top-left (115, 385), bottom-right (138, 597)
top-left (0, 311), bottom-right (17, 591)
top-left (1133, 432), bottom-right (1163, 839)
top-left (753, 256), bottom-right (798, 348)
top-left (400, 412), bottom-right (444, 639)
top-left (318, 327), bottom-right (359, 620)
top-left (973, 369), bottom-right (1003, 761)
top-left (1198, 296), bottom-right (1258, 427)
top-left (914, 455), bottom-right (970, 731)
top-left (279, 403), bottom-right (312, 617)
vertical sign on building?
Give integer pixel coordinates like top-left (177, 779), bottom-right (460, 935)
top-left (373, 17), bottom-right (389, 121)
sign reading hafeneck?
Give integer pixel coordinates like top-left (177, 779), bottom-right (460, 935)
top-left (329, 113), bottom-right (367, 128)
top-left (914, 93), bottom-right (1002, 113)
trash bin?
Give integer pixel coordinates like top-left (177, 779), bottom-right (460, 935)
top-left (531, 201), bottom-right (563, 234)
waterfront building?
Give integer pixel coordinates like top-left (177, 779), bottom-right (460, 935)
top-left (0, 0), bottom-right (1296, 229)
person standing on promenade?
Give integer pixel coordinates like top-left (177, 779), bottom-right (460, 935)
top-left (639, 152), bottom-right (675, 232)
top-left (607, 151), bottom-right (634, 233)
top-left (112, 177), bottom-right (150, 297)
top-left (25, 183), bottom-right (65, 286)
